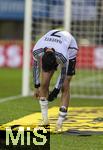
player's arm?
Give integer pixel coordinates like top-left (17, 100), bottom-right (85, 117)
top-left (32, 47), bottom-right (44, 98)
top-left (48, 64), bottom-right (67, 102)
top-left (33, 58), bottom-right (40, 88)
top-left (33, 58), bottom-right (41, 98)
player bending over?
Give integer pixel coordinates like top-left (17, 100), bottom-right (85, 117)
top-left (32, 29), bottom-right (78, 130)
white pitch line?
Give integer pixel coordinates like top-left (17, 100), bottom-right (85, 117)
top-left (0, 95), bottom-right (23, 104)
top-left (0, 92), bottom-right (33, 104)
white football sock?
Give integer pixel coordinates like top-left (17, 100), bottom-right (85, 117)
top-left (39, 97), bottom-right (48, 124)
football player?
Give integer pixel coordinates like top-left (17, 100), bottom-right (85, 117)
top-left (32, 29), bottom-right (78, 130)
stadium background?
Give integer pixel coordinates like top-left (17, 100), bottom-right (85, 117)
top-left (0, 0), bottom-right (103, 150)
top-left (0, 0), bottom-right (103, 69)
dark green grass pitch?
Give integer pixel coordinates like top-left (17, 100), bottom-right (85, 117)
top-left (0, 69), bottom-right (103, 150)
top-left (0, 68), bottom-right (22, 98)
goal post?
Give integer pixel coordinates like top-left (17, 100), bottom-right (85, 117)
top-left (22, 0), bottom-right (32, 96)
top-left (64, 0), bottom-right (72, 32)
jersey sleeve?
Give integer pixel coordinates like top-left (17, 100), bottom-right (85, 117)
top-left (33, 59), bottom-right (41, 88)
top-left (55, 63), bottom-right (67, 89)
top-left (68, 36), bottom-right (79, 59)
top-left (32, 48), bottom-right (44, 88)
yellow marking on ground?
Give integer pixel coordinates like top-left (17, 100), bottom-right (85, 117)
top-left (0, 107), bottom-right (103, 133)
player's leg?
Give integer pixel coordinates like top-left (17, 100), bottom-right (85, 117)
top-left (39, 70), bottom-right (54, 125)
top-left (56, 76), bottom-right (72, 130)
top-left (60, 76), bottom-right (72, 107)
top-left (56, 57), bottom-right (76, 130)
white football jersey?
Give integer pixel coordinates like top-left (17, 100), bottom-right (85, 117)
top-left (32, 30), bottom-right (78, 89)
top-left (33, 29), bottom-right (78, 61)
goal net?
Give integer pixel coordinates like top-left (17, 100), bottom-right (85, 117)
top-left (23, 0), bottom-right (103, 98)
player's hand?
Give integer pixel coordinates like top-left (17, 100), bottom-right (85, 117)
top-left (34, 88), bottom-right (40, 99)
top-left (48, 88), bottom-right (60, 102)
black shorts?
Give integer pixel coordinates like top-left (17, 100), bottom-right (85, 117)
top-left (67, 57), bottom-right (76, 76)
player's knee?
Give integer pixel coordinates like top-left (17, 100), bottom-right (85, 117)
top-left (61, 84), bottom-right (69, 93)
top-left (41, 82), bottom-right (49, 90)
top-left (61, 77), bottom-right (71, 93)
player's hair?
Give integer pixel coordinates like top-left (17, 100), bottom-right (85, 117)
top-left (42, 48), bottom-right (58, 72)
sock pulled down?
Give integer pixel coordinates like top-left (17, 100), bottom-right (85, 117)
top-left (57, 106), bottom-right (67, 125)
